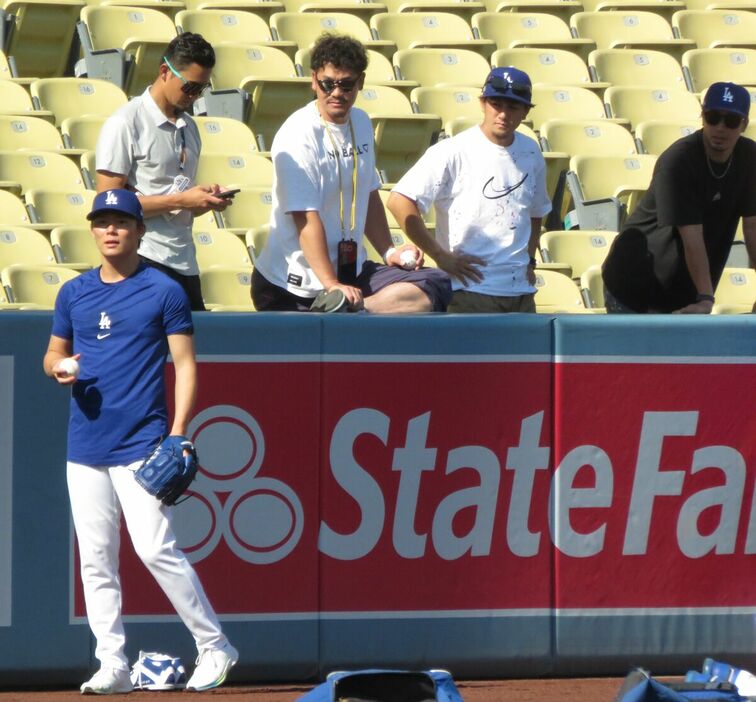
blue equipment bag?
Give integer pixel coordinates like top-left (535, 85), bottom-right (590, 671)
top-left (296, 669), bottom-right (464, 702)
top-left (615, 668), bottom-right (749, 702)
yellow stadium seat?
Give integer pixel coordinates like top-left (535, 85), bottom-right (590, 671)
top-left (579, 263), bottom-right (605, 309)
top-left (682, 48), bottom-right (756, 93)
top-left (1, 0), bottom-right (84, 78)
top-left (78, 5), bottom-right (178, 96)
top-left (410, 85), bottom-right (482, 135)
top-left (589, 48), bottom-right (687, 90)
top-left (30, 78), bottom-right (128, 127)
top-left (394, 48), bottom-right (492, 88)
top-left (60, 115), bottom-right (106, 152)
top-left (683, 0), bottom-right (756, 9)
top-left (209, 43), bottom-right (313, 151)
top-left (571, 11), bottom-right (694, 62)
top-left (539, 229), bottom-right (617, 279)
top-left (714, 267), bottom-right (756, 308)
top-left (473, 12), bottom-right (595, 61)
top-left (175, 9), bottom-right (297, 58)
top-left (634, 119), bottom-right (699, 154)
top-left (0, 190), bottom-right (33, 226)
top-left (528, 85), bottom-right (607, 131)
top-left (50, 225), bottom-right (99, 267)
top-left (193, 228), bottom-right (253, 270)
top-left (282, 0), bottom-right (386, 23)
top-left (0, 262), bottom-right (79, 306)
top-left (672, 9), bottom-right (756, 50)
top-left (604, 85), bottom-right (701, 130)
top-left (565, 153), bottom-right (656, 230)
top-left (0, 114), bottom-right (77, 155)
top-left (483, 0), bottom-right (583, 24)
top-left (24, 189), bottom-right (96, 227)
top-left (199, 265), bottom-right (255, 309)
top-left (540, 118), bottom-right (636, 157)
top-left (271, 11), bottom-right (395, 59)
top-left (0, 78), bottom-right (54, 119)
top-left (371, 12), bottom-right (496, 58)
top-left (195, 152), bottom-right (274, 189)
top-left (376, 0), bottom-right (485, 24)
top-left (491, 47), bottom-right (608, 94)
top-left (244, 225), bottom-right (269, 262)
top-left (220, 187), bottom-right (272, 235)
top-left (577, 0), bottom-right (684, 23)
top-left (356, 83), bottom-right (441, 183)
top-left (180, 0), bottom-right (283, 23)
top-left (0, 150), bottom-right (86, 196)
top-left (194, 115), bottom-right (261, 154)
top-left (0, 225), bottom-right (56, 270)
top-left (533, 268), bottom-right (586, 311)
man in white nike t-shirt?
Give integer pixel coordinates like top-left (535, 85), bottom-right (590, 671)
top-left (388, 67), bottom-right (552, 313)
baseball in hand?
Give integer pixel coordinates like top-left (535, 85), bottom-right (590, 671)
top-left (399, 249), bottom-right (418, 270)
top-left (58, 357), bottom-right (80, 379)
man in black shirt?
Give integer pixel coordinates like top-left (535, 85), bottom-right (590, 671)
top-left (602, 82), bottom-right (755, 313)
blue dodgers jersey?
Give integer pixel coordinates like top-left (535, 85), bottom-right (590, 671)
top-left (52, 264), bottom-right (193, 466)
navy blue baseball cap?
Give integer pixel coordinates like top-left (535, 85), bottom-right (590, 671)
top-left (482, 67), bottom-right (534, 107)
top-left (702, 82), bottom-right (750, 119)
top-left (87, 189), bottom-right (144, 222)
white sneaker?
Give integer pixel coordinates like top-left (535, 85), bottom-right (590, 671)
top-left (80, 667), bottom-right (133, 695)
top-left (185, 642), bottom-right (239, 691)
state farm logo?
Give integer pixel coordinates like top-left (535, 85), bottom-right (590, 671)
top-left (173, 405), bottom-right (304, 565)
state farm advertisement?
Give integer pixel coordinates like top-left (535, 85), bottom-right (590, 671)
top-left (73, 359), bottom-right (755, 618)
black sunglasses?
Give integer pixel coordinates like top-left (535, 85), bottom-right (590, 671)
top-left (163, 56), bottom-right (211, 96)
top-left (316, 78), bottom-right (358, 94)
top-left (486, 75), bottom-right (531, 100)
top-left (703, 110), bottom-right (744, 129)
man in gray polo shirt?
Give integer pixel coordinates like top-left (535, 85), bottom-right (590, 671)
top-left (96, 32), bottom-right (231, 310)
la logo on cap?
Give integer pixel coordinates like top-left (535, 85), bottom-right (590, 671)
top-left (105, 191), bottom-right (118, 205)
top-left (722, 86), bottom-right (734, 104)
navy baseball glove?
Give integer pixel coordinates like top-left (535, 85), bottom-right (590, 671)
top-left (135, 436), bottom-right (198, 505)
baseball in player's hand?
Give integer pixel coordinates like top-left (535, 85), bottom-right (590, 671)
top-left (54, 354), bottom-right (81, 385)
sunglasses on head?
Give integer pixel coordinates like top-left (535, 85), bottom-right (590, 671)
top-left (486, 75), bottom-right (531, 100)
top-left (163, 56), bottom-right (211, 96)
top-left (703, 110), bottom-right (744, 129)
top-left (316, 77), bottom-right (358, 94)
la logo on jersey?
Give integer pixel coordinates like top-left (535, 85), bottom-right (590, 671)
top-left (722, 87), bottom-right (734, 103)
top-left (105, 190), bottom-right (119, 205)
top-left (97, 312), bottom-right (112, 340)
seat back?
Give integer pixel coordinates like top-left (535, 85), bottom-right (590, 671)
top-left (540, 119), bottom-right (636, 157)
top-left (272, 11), bottom-right (375, 46)
top-left (194, 115), bottom-right (261, 154)
top-left (589, 48), bottom-right (687, 89)
top-left (635, 119), bottom-right (699, 154)
top-left (672, 9), bottom-right (756, 49)
top-left (50, 226), bottom-right (99, 267)
top-left (395, 48), bottom-right (491, 87)
top-left (372, 12), bottom-right (475, 51)
top-left (195, 153), bottom-right (275, 189)
top-left (0, 225), bottom-right (57, 269)
top-left (211, 43), bottom-right (300, 87)
top-left (175, 9), bottom-right (273, 44)
top-left (30, 78), bottom-right (128, 126)
top-left (220, 187), bottom-right (273, 232)
top-left (491, 47), bottom-right (593, 87)
top-left (714, 267), bottom-right (756, 307)
top-left (528, 85), bottom-right (606, 130)
top-left (199, 265), bottom-right (254, 307)
top-left (25, 189), bottom-right (96, 226)
top-left (411, 85), bottom-right (482, 133)
top-left (604, 85), bottom-right (701, 130)
top-left (473, 11), bottom-right (574, 46)
top-left (0, 151), bottom-right (86, 194)
top-left (579, 263), bottom-right (605, 308)
top-left (0, 114), bottom-right (65, 151)
top-left (682, 48), bottom-right (756, 93)
top-left (540, 229), bottom-right (617, 279)
top-left (533, 268), bottom-right (585, 309)
top-left (571, 153), bottom-right (656, 203)
top-left (193, 228), bottom-right (253, 270)
top-left (0, 191), bottom-right (33, 226)
top-left (60, 115), bottom-right (107, 151)
top-left (0, 263), bottom-right (79, 306)
top-left (571, 10), bottom-right (677, 48)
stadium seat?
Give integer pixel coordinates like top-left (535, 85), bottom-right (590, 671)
top-left (371, 12), bottom-right (496, 58)
top-left (194, 115), bottom-right (261, 155)
top-left (682, 48), bottom-right (756, 93)
top-left (571, 11), bottom-right (694, 61)
top-left (24, 189), bottom-right (96, 228)
top-left (539, 229), bottom-right (617, 279)
top-left (411, 85), bottom-right (482, 135)
top-left (208, 43), bottom-right (312, 151)
top-left (672, 9), bottom-right (756, 50)
top-left (528, 85), bottom-right (607, 131)
top-left (175, 9), bottom-right (297, 58)
top-left (1, 0), bottom-right (84, 78)
top-left (0, 225), bottom-right (57, 270)
top-left (576, 0), bottom-right (684, 22)
top-left (714, 267), bottom-right (756, 309)
top-left (539, 119), bottom-right (636, 157)
top-left (579, 263), bottom-right (605, 309)
top-left (634, 119), bottom-right (699, 154)
top-left (199, 265), bottom-right (255, 309)
top-left (195, 152), bottom-right (275, 189)
top-left (0, 150), bottom-right (86, 196)
top-left (219, 187), bottom-right (272, 235)
top-left (193, 228), bottom-right (253, 270)
top-left (180, 0), bottom-right (284, 23)
top-left (0, 263), bottom-right (79, 307)
top-left (77, 5), bottom-right (178, 96)
top-left (356, 84), bottom-right (441, 183)
top-left (30, 77), bottom-right (128, 127)
top-left (588, 48), bottom-right (687, 91)
top-left (244, 225), bottom-right (269, 262)
top-left (472, 13), bottom-right (595, 61)
top-left (565, 153), bottom-right (656, 230)
top-left (533, 268), bottom-right (587, 311)
top-left (483, 0), bottom-right (583, 24)
top-left (0, 79), bottom-right (54, 120)
top-left (394, 48), bottom-right (492, 88)
top-left (491, 48), bottom-right (608, 94)
top-left (0, 114), bottom-right (77, 155)
top-left (604, 85), bottom-right (701, 131)
top-left (282, 0), bottom-right (386, 23)
top-left (50, 226), bottom-right (99, 268)
top-left (271, 11), bottom-right (396, 58)
top-left (0, 190), bottom-right (33, 226)
top-left (60, 115), bottom-right (106, 152)
top-left (682, 0), bottom-right (756, 9)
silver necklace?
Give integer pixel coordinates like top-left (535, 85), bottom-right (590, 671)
top-left (706, 153), bottom-right (733, 180)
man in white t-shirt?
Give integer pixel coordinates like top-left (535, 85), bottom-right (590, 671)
top-left (388, 67), bottom-right (552, 313)
top-left (251, 33), bottom-right (451, 313)
top-left (96, 32), bottom-right (233, 311)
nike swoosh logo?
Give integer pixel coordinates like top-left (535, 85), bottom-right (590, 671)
top-left (482, 173), bottom-right (528, 200)
top-left (97, 333), bottom-right (111, 340)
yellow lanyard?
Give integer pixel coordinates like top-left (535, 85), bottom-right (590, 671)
top-left (321, 115), bottom-right (358, 240)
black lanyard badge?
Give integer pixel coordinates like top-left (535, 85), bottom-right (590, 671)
top-left (337, 239), bottom-right (358, 285)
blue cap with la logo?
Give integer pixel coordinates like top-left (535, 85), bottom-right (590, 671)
top-left (87, 189), bottom-right (144, 222)
top-left (702, 82), bottom-right (750, 119)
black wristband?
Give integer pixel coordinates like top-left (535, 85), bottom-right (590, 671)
top-left (695, 293), bottom-right (715, 303)
top-left (529, 257), bottom-right (537, 267)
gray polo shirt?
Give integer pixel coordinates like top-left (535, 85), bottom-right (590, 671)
top-left (96, 88), bottom-right (202, 275)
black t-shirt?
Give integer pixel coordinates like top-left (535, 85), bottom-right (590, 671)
top-left (602, 131), bottom-right (756, 312)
